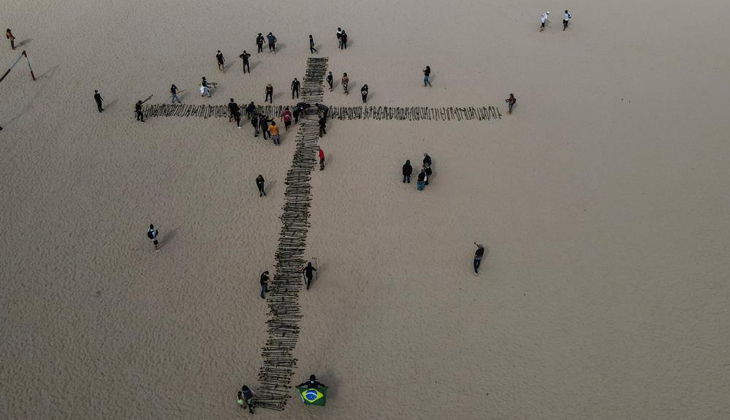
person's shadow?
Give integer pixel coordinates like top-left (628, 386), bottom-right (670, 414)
top-left (105, 99), bottom-right (118, 110)
top-left (273, 43), bottom-right (285, 53)
top-left (160, 229), bottom-right (177, 250)
top-left (265, 180), bottom-right (276, 195)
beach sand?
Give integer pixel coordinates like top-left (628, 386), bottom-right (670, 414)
top-left (1, 0), bottom-right (729, 419)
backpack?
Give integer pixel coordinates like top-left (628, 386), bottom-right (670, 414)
top-left (147, 230), bottom-right (154, 239)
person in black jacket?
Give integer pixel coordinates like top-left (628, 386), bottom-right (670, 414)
top-left (473, 243), bottom-right (485, 276)
top-left (135, 100), bottom-right (145, 122)
top-left (239, 50), bottom-right (251, 73)
top-left (417, 169), bottom-right (426, 191)
top-left (256, 33), bottom-right (264, 53)
top-left (259, 114), bottom-right (273, 139)
top-left (246, 101), bottom-right (256, 120)
top-left (256, 175), bottom-right (266, 197)
top-left (260, 271), bottom-right (269, 299)
top-left (318, 115), bottom-right (326, 137)
top-left (251, 113), bottom-right (260, 137)
top-left (302, 262), bottom-right (317, 290)
top-left (326, 71), bottom-right (334, 91)
top-left (297, 375), bottom-right (326, 389)
top-left (291, 78), bottom-right (300, 99)
top-left (361, 84), bottom-right (369, 103)
top-left (424, 165), bottom-right (432, 185)
top-left (228, 98), bottom-right (240, 122)
top-left (94, 90), bottom-right (104, 113)
top-left (423, 153), bottom-right (432, 167)
top-left (402, 160), bottom-right (412, 183)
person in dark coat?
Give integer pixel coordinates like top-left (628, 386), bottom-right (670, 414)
top-left (417, 169), bottom-right (426, 191)
top-left (260, 271), bottom-right (269, 299)
top-left (291, 78), bottom-right (300, 99)
top-left (246, 101), bottom-right (256, 120)
top-left (267, 32), bottom-right (277, 53)
top-left (94, 90), bottom-right (104, 113)
top-left (239, 50), bottom-right (251, 73)
top-left (326, 71), bottom-right (334, 91)
top-left (423, 153), bottom-right (432, 167)
top-left (251, 112), bottom-right (260, 137)
top-left (216, 50), bottom-right (225, 71)
top-left (256, 33), bottom-right (265, 53)
top-left (135, 100), bottom-right (145, 122)
top-left (303, 262), bottom-right (317, 290)
top-left (424, 165), bottom-right (432, 185)
top-left (361, 84), bottom-right (369, 103)
top-left (340, 31), bottom-right (348, 49)
top-left (228, 98), bottom-right (240, 122)
top-left (309, 35), bottom-right (317, 54)
top-left (259, 114), bottom-right (273, 139)
top-left (256, 175), bottom-right (266, 197)
top-left (315, 103), bottom-right (329, 122)
top-left (473, 243), bottom-right (485, 276)
top-left (402, 160), bottom-right (413, 183)
top-left (318, 116), bottom-right (326, 138)
top-left (297, 375), bottom-right (326, 389)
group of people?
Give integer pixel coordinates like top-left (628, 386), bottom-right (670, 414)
top-left (540, 10), bottom-right (572, 32)
top-left (402, 153), bottom-right (433, 191)
top-left (238, 375), bottom-right (326, 413)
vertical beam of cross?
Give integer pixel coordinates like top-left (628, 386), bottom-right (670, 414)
top-left (254, 57), bottom-right (328, 411)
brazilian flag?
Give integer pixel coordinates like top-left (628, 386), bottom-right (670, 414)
top-left (297, 386), bottom-right (328, 406)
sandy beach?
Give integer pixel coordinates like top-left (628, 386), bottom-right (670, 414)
top-left (1, 0), bottom-right (730, 419)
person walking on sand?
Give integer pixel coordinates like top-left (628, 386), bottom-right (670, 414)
top-left (216, 50), bottom-right (225, 71)
top-left (540, 11), bottom-right (550, 32)
top-left (291, 78), bottom-right (300, 99)
top-left (341, 72), bottom-right (349, 94)
top-left (239, 50), bottom-right (251, 73)
top-left (201, 77), bottom-right (212, 97)
top-left (256, 33), bottom-right (265, 53)
top-left (402, 160), bottom-right (413, 183)
top-left (256, 174), bottom-right (266, 197)
top-left (228, 98), bottom-right (240, 122)
top-left (267, 32), bottom-right (277, 53)
top-left (318, 148), bottom-right (325, 170)
top-left (251, 112), bottom-right (260, 137)
top-left (417, 169), bottom-right (426, 191)
top-left (506, 93), bottom-right (516, 114)
top-left (269, 121), bottom-right (280, 145)
top-left (280, 107), bottom-right (292, 131)
top-left (423, 66), bottom-right (432, 87)
top-left (265, 83), bottom-right (273, 104)
top-left (94, 90), bottom-right (104, 113)
top-left (134, 100), bottom-right (145, 122)
top-left (246, 101), bottom-right (256, 120)
top-left (318, 115), bottom-right (327, 138)
top-left (260, 271), bottom-right (269, 299)
top-left (147, 224), bottom-right (159, 250)
top-left (473, 242), bottom-right (485, 276)
top-left (171, 84), bottom-right (182, 103)
top-left (309, 35), bottom-right (317, 54)
top-left (326, 71), bottom-right (334, 91)
top-left (302, 261), bottom-right (317, 290)
top-left (259, 113), bottom-right (273, 139)
top-left (361, 84), bottom-right (369, 103)
top-left (341, 30), bottom-right (348, 49)
top-left (563, 10), bottom-right (571, 31)
top-left (239, 386), bottom-right (256, 414)
top-left (6, 29), bottom-right (15, 50)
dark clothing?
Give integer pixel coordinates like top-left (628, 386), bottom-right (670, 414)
top-left (474, 258), bottom-right (482, 274)
top-left (293, 107), bottom-right (301, 124)
top-left (267, 34), bottom-right (277, 52)
top-left (424, 166), bottom-right (432, 185)
top-left (265, 86), bottom-right (273, 104)
top-left (417, 172), bottom-right (426, 182)
top-left (228, 102), bottom-right (240, 116)
top-left (316, 104), bottom-right (329, 122)
top-left (402, 163), bottom-right (412, 183)
top-left (135, 103), bottom-right (144, 122)
top-left (423, 155), bottom-right (432, 167)
top-left (241, 388), bottom-right (254, 401)
top-left (216, 53), bottom-right (224, 65)
top-left (475, 246), bottom-right (485, 259)
top-left (361, 85), bottom-right (368, 103)
top-left (246, 103), bottom-right (256, 119)
top-left (326, 74), bottom-right (333, 90)
top-left (309, 37), bottom-right (317, 53)
top-left (251, 115), bottom-right (259, 136)
top-left (297, 380), bottom-right (326, 389)
top-left (318, 117), bottom-right (326, 137)
top-left (303, 265), bottom-right (316, 289)
top-left (474, 245), bottom-right (485, 274)
top-left (291, 80), bottom-right (300, 99)
top-left (259, 116), bottom-right (272, 139)
top-left (239, 52), bottom-right (251, 73)
top-left (256, 177), bottom-right (266, 197)
top-left (94, 93), bottom-right (103, 112)
top-left (340, 33), bottom-right (347, 49)
top-left (256, 35), bottom-right (264, 53)
top-left (260, 273), bottom-right (269, 299)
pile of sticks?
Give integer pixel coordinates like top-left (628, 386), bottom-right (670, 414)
top-left (139, 104), bottom-right (501, 121)
top-left (254, 57), bottom-right (328, 412)
top-left (329, 105), bottom-right (501, 121)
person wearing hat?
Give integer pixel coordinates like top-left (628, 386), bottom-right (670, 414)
top-left (540, 11), bottom-right (550, 32)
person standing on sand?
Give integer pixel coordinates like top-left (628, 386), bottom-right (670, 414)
top-left (6, 29), bottom-right (15, 50)
top-left (240, 386), bottom-right (256, 414)
top-left (265, 83), bottom-right (273, 104)
top-left (563, 10), bottom-right (571, 31)
top-left (540, 11), bottom-right (550, 32)
top-left (473, 242), bottom-right (485, 276)
top-left (361, 84), bottom-right (369, 103)
top-left (303, 262), bottom-right (317, 290)
top-left (259, 113), bottom-right (273, 139)
top-left (228, 98), bottom-right (240, 122)
top-left (171, 84), bottom-right (181, 103)
top-left (239, 50), bottom-right (251, 73)
top-left (341, 30), bottom-right (348, 49)
top-left (201, 77), bottom-right (212, 97)
top-left (256, 174), bottom-right (266, 197)
top-left (341, 72), bottom-right (349, 94)
top-left (423, 66), bottom-right (432, 87)
top-left (246, 101), bottom-right (256, 120)
top-left (267, 32), bottom-right (277, 53)
top-left (260, 271), bottom-right (270, 299)
top-left (269, 121), bottom-right (280, 145)
top-left (318, 116), bottom-right (327, 138)
top-left (256, 33), bottom-right (265, 53)
top-left (134, 100), bottom-right (145, 122)
top-left (506, 93), bottom-right (516, 114)
top-left (280, 107), bottom-right (292, 131)
top-left (326, 71), bottom-right (334, 91)
top-left (147, 224), bottom-right (159, 250)
top-left (251, 112), bottom-right (260, 137)
top-left (318, 148), bottom-right (325, 170)
top-left (94, 90), bottom-right (104, 113)
top-left (291, 78), bottom-right (300, 99)
top-left (402, 160), bottom-right (413, 183)
top-left (417, 169), bottom-right (426, 191)
top-left (216, 50), bottom-right (225, 71)
top-left (309, 35), bottom-right (317, 54)
top-left (336, 27), bottom-right (343, 47)
top-left (423, 153), bottom-right (432, 167)
top-left (424, 164), bottom-right (432, 185)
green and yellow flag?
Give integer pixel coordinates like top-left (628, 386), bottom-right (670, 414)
top-left (296, 386), bottom-right (328, 406)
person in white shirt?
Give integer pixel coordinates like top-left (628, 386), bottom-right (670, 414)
top-left (563, 10), bottom-right (571, 31)
top-left (540, 11), bottom-right (550, 32)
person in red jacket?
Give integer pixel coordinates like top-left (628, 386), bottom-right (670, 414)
top-left (319, 148), bottom-right (325, 171)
